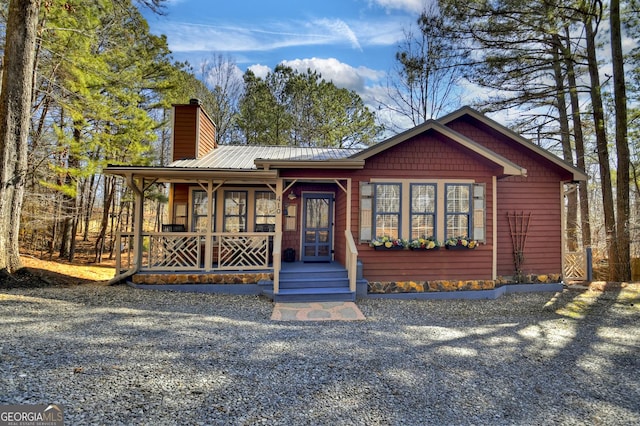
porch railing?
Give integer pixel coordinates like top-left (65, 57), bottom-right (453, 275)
top-left (345, 230), bottom-right (358, 292)
top-left (116, 231), bottom-right (275, 272)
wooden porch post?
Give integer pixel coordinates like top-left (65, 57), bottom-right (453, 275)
top-left (346, 178), bottom-right (352, 232)
top-left (126, 174), bottom-right (144, 271)
top-left (346, 178), bottom-right (357, 292)
top-left (205, 180), bottom-right (213, 271)
top-left (492, 176), bottom-right (498, 280)
top-left (274, 178), bottom-right (283, 294)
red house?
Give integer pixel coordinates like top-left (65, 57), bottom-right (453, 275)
top-left (105, 100), bottom-right (587, 301)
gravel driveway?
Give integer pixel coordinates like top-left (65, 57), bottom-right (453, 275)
top-left (1, 284), bottom-right (638, 425)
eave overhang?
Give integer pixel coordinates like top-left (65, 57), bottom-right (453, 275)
top-left (439, 106), bottom-right (588, 182)
top-left (253, 159), bottom-right (365, 170)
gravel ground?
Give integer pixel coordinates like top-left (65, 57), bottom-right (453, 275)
top-left (1, 284), bottom-right (638, 425)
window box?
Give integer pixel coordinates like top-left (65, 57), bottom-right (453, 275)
top-left (408, 237), bottom-right (440, 250)
top-left (374, 245), bottom-right (405, 250)
top-left (371, 236), bottom-right (407, 250)
top-left (445, 245), bottom-right (475, 250)
top-left (444, 237), bottom-right (478, 250)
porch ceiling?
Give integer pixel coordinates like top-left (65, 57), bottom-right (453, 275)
top-left (104, 166), bottom-right (278, 183)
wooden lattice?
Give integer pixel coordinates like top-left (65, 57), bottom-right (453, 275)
top-left (149, 235), bottom-right (200, 269)
top-left (564, 251), bottom-right (587, 280)
top-left (219, 236), bottom-right (268, 269)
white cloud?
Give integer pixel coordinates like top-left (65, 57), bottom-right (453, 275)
top-left (277, 57), bottom-right (411, 134)
top-left (279, 57), bottom-right (384, 92)
top-left (369, 0), bottom-right (433, 14)
top-left (310, 19), bottom-right (361, 50)
top-left (159, 18), bottom-right (363, 54)
top-left (247, 64), bottom-right (271, 79)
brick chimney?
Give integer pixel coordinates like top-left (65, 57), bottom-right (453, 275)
top-left (171, 98), bottom-right (217, 161)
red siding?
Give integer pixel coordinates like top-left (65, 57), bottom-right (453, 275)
top-left (447, 118), bottom-right (568, 278)
top-left (282, 131), bottom-right (496, 282)
top-left (356, 131), bottom-right (495, 281)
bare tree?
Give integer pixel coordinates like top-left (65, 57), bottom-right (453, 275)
top-left (199, 54), bottom-right (244, 144)
top-left (384, 5), bottom-right (466, 130)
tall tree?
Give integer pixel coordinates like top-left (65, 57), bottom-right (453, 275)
top-left (237, 69), bottom-right (290, 145)
top-left (561, 24), bottom-right (592, 249)
top-left (199, 54), bottom-right (244, 144)
top-left (610, 0), bottom-right (631, 280)
top-left (0, 0), bottom-right (40, 273)
top-left (238, 65), bottom-right (380, 147)
top-left (583, 0), bottom-right (619, 280)
top-left (441, 0), bottom-right (635, 278)
top-left (387, 4), bottom-right (467, 129)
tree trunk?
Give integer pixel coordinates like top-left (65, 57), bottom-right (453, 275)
top-left (551, 36), bottom-right (578, 251)
top-left (610, 0), bottom-right (630, 281)
top-left (0, 0), bottom-right (41, 273)
top-left (66, 125), bottom-right (82, 262)
top-left (584, 9), bottom-right (618, 281)
top-left (562, 25), bottom-right (591, 249)
top-left (83, 173), bottom-right (98, 241)
top-left (95, 176), bottom-right (116, 263)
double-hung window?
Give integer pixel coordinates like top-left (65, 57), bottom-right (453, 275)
top-left (445, 184), bottom-right (471, 239)
top-left (362, 180), bottom-right (485, 244)
top-left (255, 191), bottom-right (276, 231)
top-left (224, 191), bottom-right (247, 232)
top-left (374, 183), bottom-right (401, 238)
top-left (410, 184), bottom-right (436, 239)
top-left (191, 190), bottom-right (215, 232)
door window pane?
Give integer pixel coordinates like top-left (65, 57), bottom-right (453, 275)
top-left (306, 198), bottom-right (329, 228)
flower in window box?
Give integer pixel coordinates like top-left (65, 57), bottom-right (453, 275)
top-left (445, 236), bottom-right (478, 249)
top-left (371, 236), bottom-right (407, 249)
top-left (409, 237), bottom-right (440, 250)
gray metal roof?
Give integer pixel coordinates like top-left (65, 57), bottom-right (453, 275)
top-left (170, 145), bottom-right (362, 170)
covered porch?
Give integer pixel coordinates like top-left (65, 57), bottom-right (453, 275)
top-left (106, 166), bottom-right (359, 299)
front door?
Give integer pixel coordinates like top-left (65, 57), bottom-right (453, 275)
top-left (302, 193), bottom-right (333, 262)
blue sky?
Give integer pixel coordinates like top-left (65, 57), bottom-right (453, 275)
top-left (142, 0), bottom-right (434, 128)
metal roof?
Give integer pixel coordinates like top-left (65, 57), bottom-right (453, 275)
top-left (170, 145), bottom-right (362, 170)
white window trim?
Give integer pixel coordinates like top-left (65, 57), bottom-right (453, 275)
top-left (369, 178), bottom-right (484, 243)
top-left (188, 186), bottom-right (279, 233)
top-left (188, 187), bottom-right (215, 232)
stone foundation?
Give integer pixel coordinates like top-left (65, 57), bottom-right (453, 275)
top-left (132, 272), bottom-right (273, 285)
top-left (368, 273), bottom-right (562, 294)
top-left (495, 273), bottom-right (562, 285)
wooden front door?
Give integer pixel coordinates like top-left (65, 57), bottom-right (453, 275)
top-left (301, 193), bottom-right (334, 262)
